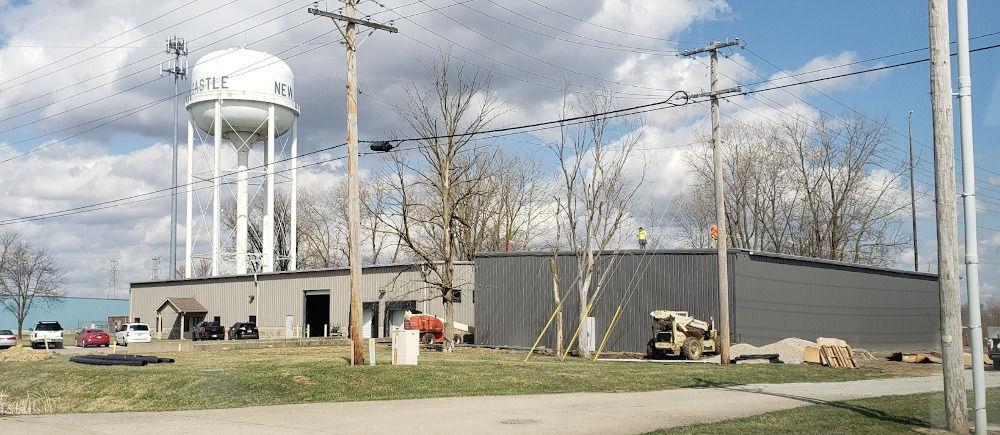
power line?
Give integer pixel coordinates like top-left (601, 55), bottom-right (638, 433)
top-left (0, 0), bottom-right (308, 119)
top-left (0, 0), bottom-right (201, 88)
top-left (0, 0), bottom-right (228, 93)
top-left (462, 0), bottom-right (678, 56)
top-left (522, 0), bottom-right (699, 44)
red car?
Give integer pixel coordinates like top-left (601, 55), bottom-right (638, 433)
top-left (76, 329), bottom-right (110, 348)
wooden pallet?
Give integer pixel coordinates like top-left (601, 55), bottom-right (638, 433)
top-left (820, 345), bottom-right (857, 368)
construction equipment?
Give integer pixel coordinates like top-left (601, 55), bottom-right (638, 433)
top-left (403, 311), bottom-right (472, 345)
top-left (646, 310), bottom-right (718, 360)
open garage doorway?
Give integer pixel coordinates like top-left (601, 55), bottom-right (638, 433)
top-left (303, 290), bottom-right (330, 337)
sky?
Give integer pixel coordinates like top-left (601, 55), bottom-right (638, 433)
top-left (0, 0), bottom-right (998, 300)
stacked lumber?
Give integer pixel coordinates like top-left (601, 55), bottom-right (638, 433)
top-left (803, 337), bottom-right (857, 368)
top-left (819, 345), bottom-right (857, 368)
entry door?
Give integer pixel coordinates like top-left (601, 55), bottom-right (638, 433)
top-left (388, 310), bottom-right (406, 334)
top-left (285, 315), bottom-right (294, 338)
top-left (362, 307), bottom-right (374, 339)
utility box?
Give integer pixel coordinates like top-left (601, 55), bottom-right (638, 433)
top-left (584, 317), bottom-right (596, 353)
top-left (392, 329), bottom-right (419, 365)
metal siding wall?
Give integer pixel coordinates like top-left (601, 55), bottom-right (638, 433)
top-left (476, 251), bottom-right (939, 353)
top-left (475, 252), bottom-right (725, 353)
top-left (733, 253), bottom-right (939, 350)
top-left (129, 263), bottom-right (476, 337)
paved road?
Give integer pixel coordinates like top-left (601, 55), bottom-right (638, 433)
top-left (4, 373), bottom-right (999, 434)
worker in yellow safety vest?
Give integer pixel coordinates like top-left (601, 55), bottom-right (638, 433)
top-left (637, 227), bottom-right (648, 249)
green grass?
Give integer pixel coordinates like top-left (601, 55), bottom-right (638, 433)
top-left (0, 346), bottom-right (892, 414)
top-left (664, 388), bottom-right (1000, 434)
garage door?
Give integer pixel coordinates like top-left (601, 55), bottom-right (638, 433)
top-left (362, 307), bottom-right (374, 339)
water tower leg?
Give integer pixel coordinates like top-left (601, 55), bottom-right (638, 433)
top-left (236, 147), bottom-right (249, 275)
top-left (185, 115), bottom-right (193, 278)
top-left (263, 103), bottom-right (275, 272)
top-left (290, 118), bottom-right (298, 271)
top-left (212, 100), bottom-right (221, 276)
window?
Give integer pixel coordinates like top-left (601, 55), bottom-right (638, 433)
top-left (35, 322), bottom-right (62, 331)
top-left (451, 288), bottom-right (462, 304)
top-left (213, 316), bottom-right (221, 324)
top-left (133, 317), bottom-right (140, 323)
top-left (249, 315), bottom-right (257, 325)
top-left (130, 324), bottom-right (149, 331)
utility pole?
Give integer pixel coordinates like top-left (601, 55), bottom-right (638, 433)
top-left (310, 3), bottom-right (397, 366)
top-left (927, 1), bottom-right (969, 433)
top-left (163, 36), bottom-right (188, 280)
top-left (955, 0), bottom-right (987, 432)
top-left (682, 39), bottom-right (742, 365)
top-left (907, 111), bottom-right (919, 272)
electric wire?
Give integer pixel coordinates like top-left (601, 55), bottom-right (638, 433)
top-left (0, 0), bottom-right (201, 88)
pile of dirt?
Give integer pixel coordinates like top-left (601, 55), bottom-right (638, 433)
top-left (0, 346), bottom-right (54, 362)
top-left (729, 337), bottom-right (818, 364)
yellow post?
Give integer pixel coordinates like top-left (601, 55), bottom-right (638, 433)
top-left (593, 305), bottom-right (624, 361)
top-left (306, 325), bottom-right (311, 338)
top-left (561, 302), bottom-right (597, 360)
top-left (524, 303), bottom-right (562, 363)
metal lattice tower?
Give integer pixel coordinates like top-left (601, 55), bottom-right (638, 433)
top-left (107, 258), bottom-right (119, 299)
top-left (150, 256), bottom-right (162, 281)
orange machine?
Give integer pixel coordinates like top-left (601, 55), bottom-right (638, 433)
top-left (404, 313), bottom-right (445, 344)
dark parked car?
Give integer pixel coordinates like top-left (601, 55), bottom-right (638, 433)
top-left (228, 322), bottom-right (259, 340)
top-left (192, 321), bottom-right (225, 341)
top-left (988, 337), bottom-right (999, 370)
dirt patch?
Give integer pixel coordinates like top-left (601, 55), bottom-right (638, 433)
top-left (292, 375), bottom-right (316, 386)
top-left (857, 352), bottom-right (944, 377)
top-left (0, 346), bottom-right (54, 362)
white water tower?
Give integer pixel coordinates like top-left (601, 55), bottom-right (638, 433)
top-left (184, 48), bottom-right (299, 277)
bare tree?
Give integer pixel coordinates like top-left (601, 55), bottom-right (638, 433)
top-left (376, 57), bottom-right (504, 352)
top-left (0, 236), bottom-right (64, 340)
top-left (221, 191), bottom-right (294, 272)
top-left (551, 91), bottom-right (645, 358)
top-left (679, 113), bottom-right (908, 265)
top-left (296, 179), bottom-right (400, 269)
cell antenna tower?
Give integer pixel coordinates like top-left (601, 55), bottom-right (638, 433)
top-left (163, 36), bottom-right (188, 280)
top-left (184, 48), bottom-right (299, 278)
top-left (107, 258), bottom-right (119, 299)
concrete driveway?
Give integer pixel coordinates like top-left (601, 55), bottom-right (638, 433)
top-left (3, 373), bottom-right (999, 434)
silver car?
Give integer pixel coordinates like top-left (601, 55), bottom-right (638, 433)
top-left (0, 329), bottom-right (17, 349)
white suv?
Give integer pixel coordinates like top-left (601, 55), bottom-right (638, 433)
top-left (30, 321), bottom-right (63, 349)
top-left (115, 323), bottom-right (151, 346)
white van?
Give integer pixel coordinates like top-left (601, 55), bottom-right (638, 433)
top-left (115, 323), bottom-right (151, 346)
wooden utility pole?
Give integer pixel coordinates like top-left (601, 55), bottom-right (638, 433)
top-left (310, 3), bottom-right (397, 366)
top-left (927, 0), bottom-right (969, 432)
top-left (907, 111), bottom-right (918, 272)
top-left (682, 39), bottom-right (742, 365)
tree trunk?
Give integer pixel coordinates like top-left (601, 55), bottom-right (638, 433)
top-left (550, 258), bottom-right (563, 355)
top-left (577, 249), bottom-right (594, 358)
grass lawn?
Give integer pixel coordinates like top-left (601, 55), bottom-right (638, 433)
top-left (0, 345), bottom-right (892, 414)
top-left (665, 388), bottom-right (1000, 434)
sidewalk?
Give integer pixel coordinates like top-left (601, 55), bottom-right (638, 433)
top-left (4, 373), bottom-right (998, 434)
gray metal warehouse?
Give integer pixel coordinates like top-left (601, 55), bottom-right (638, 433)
top-left (474, 249), bottom-right (939, 353)
top-left (129, 262), bottom-right (474, 340)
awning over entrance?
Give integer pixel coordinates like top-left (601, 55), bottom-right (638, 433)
top-left (156, 297), bottom-right (208, 314)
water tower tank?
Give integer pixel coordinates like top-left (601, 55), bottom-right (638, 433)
top-left (187, 48), bottom-right (298, 144)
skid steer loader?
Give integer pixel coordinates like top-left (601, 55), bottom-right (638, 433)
top-left (646, 310), bottom-right (718, 360)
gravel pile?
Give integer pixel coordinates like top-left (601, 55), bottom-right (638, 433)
top-left (0, 346), bottom-right (54, 362)
top-left (729, 337), bottom-right (817, 364)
